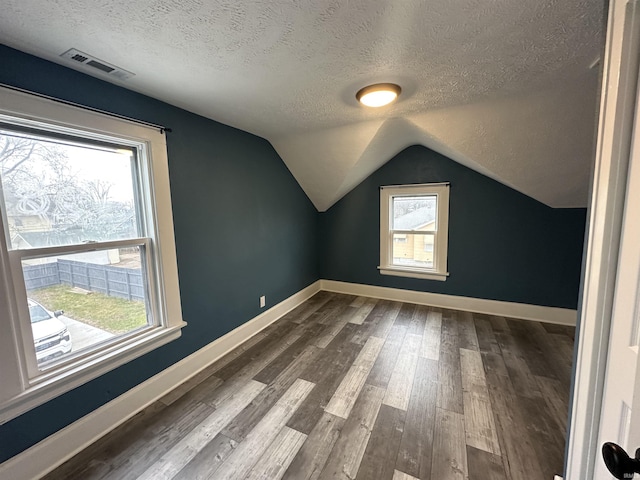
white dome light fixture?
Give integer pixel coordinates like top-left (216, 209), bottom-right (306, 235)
top-left (356, 83), bottom-right (402, 107)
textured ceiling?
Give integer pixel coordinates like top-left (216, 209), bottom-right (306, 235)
top-left (0, 0), bottom-right (604, 210)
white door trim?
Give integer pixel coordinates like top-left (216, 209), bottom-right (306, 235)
top-left (565, 0), bottom-right (640, 478)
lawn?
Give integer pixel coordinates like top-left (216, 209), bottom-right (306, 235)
top-left (29, 284), bottom-right (148, 335)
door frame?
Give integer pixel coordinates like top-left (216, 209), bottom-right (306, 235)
top-left (565, 0), bottom-right (640, 478)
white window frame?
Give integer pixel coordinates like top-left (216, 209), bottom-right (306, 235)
top-left (378, 183), bottom-right (450, 281)
top-left (0, 86), bottom-right (186, 424)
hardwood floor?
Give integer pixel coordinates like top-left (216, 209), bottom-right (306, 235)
top-left (43, 292), bottom-right (575, 480)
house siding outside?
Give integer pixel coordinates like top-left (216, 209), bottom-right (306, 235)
top-left (391, 220), bottom-right (436, 266)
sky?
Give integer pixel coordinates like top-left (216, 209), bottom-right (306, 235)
top-left (62, 143), bottom-right (135, 203)
top-left (1, 130), bottom-right (137, 203)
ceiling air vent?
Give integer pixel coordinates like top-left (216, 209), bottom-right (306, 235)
top-left (60, 48), bottom-right (134, 80)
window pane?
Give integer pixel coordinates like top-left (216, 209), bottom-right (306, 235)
top-left (392, 233), bottom-right (434, 268)
top-left (0, 129), bottom-right (140, 249)
top-left (392, 195), bottom-right (437, 231)
top-left (22, 246), bottom-right (150, 370)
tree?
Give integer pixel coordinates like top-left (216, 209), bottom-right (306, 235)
top-left (0, 134), bottom-right (63, 176)
top-left (0, 132), bottom-right (136, 247)
top-left (393, 196), bottom-right (435, 219)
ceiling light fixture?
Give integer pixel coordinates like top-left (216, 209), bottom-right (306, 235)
top-left (356, 83), bottom-right (401, 107)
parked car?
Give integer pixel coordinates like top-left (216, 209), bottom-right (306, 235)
top-left (28, 299), bottom-right (72, 363)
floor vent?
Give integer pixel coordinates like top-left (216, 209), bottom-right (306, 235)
top-left (60, 48), bottom-right (134, 80)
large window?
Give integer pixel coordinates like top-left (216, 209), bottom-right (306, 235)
top-left (0, 87), bottom-right (185, 422)
top-left (379, 183), bottom-right (450, 281)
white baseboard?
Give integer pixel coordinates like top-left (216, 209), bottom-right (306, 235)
top-left (320, 280), bottom-right (577, 326)
top-left (0, 280), bottom-right (321, 480)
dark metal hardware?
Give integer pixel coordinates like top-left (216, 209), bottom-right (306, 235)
top-left (602, 442), bottom-right (640, 479)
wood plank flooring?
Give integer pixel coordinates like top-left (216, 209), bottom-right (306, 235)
top-left (43, 292), bottom-right (574, 480)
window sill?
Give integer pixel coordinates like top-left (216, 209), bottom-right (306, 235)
top-left (0, 321), bottom-right (187, 425)
top-left (378, 266), bottom-right (449, 281)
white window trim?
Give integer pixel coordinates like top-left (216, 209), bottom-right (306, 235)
top-left (378, 183), bottom-right (450, 281)
top-left (0, 86), bottom-right (186, 424)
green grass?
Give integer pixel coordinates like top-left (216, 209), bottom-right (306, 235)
top-left (29, 284), bottom-right (147, 335)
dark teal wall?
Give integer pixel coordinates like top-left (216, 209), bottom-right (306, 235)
top-left (0, 45), bottom-right (319, 462)
top-left (319, 145), bottom-right (586, 309)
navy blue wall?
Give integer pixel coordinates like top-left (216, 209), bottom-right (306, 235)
top-left (0, 45), bottom-right (319, 462)
top-left (319, 145), bottom-right (586, 309)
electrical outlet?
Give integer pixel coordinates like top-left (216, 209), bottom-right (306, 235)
top-left (260, 295), bottom-right (266, 308)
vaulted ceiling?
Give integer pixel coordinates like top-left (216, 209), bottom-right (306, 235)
top-left (0, 0), bottom-right (604, 211)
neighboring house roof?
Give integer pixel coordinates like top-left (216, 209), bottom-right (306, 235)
top-left (13, 231), bottom-right (79, 248)
top-left (14, 231), bottom-right (49, 248)
top-left (394, 206), bottom-right (436, 230)
top-left (10, 232), bottom-right (32, 249)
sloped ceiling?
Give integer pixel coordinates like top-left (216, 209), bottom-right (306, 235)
top-left (0, 0), bottom-right (603, 211)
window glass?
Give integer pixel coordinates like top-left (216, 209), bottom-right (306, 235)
top-left (23, 246), bottom-right (150, 370)
top-left (392, 195), bottom-right (437, 231)
top-left (392, 233), bottom-right (435, 268)
top-left (0, 85), bottom-right (184, 424)
top-left (0, 129), bottom-right (139, 250)
top-left (423, 235), bottom-right (434, 253)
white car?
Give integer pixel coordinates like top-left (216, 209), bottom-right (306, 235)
top-left (28, 299), bottom-right (72, 363)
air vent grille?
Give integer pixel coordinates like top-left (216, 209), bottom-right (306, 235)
top-left (71, 53), bottom-right (88, 63)
top-left (60, 49), bottom-right (134, 80)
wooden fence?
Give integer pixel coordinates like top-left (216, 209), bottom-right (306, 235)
top-left (23, 260), bottom-right (144, 301)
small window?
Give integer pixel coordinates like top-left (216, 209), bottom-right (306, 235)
top-left (378, 183), bottom-right (450, 281)
top-left (0, 86), bottom-right (185, 422)
top-left (393, 234), bottom-right (407, 243)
